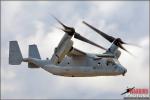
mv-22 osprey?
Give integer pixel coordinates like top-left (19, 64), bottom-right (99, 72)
top-left (9, 17), bottom-right (131, 77)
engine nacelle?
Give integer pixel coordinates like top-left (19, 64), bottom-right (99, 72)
top-left (114, 50), bottom-right (121, 59)
top-left (51, 40), bottom-right (73, 64)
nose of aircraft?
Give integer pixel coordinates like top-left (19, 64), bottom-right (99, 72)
top-left (116, 65), bottom-right (127, 76)
top-left (122, 67), bottom-right (127, 76)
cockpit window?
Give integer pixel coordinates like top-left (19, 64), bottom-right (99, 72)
top-left (106, 59), bottom-right (115, 66)
top-left (113, 59), bottom-right (120, 64)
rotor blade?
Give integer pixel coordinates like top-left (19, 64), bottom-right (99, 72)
top-left (123, 43), bottom-right (141, 48)
top-left (74, 33), bottom-right (107, 50)
top-left (119, 43), bottom-right (128, 52)
top-left (52, 15), bottom-right (68, 29)
top-left (83, 21), bottom-right (136, 56)
top-left (83, 21), bottom-right (115, 43)
top-left (52, 15), bottom-right (75, 36)
top-left (119, 43), bottom-right (134, 56)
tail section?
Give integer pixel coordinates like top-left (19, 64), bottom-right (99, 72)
top-left (9, 41), bottom-right (41, 68)
top-left (28, 45), bottom-right (41, 68)
top-left (9, 41), bottom-right (23, 65)
top-left (29, 45), bottom-right (41, 59)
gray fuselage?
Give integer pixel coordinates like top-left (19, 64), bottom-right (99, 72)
top-left (33, 54), bottom-right (127, 77)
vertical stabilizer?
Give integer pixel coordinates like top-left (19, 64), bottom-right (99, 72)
top-left (29, 45), bottom-right (41, 59)
top-left (9, 41), bottom-right (23, 65)
top-left (28, 44), bottom-right (41, 68)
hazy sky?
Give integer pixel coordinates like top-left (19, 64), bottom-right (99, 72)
top-left (1, 1), bottom-right (149, 99)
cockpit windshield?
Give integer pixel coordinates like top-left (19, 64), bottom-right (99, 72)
top-left (106, 59), bottom-right (115, 66)
top-left (113, 59), bottom-right (120, 64)
top-left (106, 58), bottom-right (120, 66)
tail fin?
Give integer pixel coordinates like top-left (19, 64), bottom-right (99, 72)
top-left (9, 41), bottom-right (23, 65)
top-left (29, 45), bottom-right (41, 59)
top-left (28, 45), bottom-right (41, 68)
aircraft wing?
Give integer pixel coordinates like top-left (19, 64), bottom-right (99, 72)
top-left (67, 47), bottom-right (86, 56)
